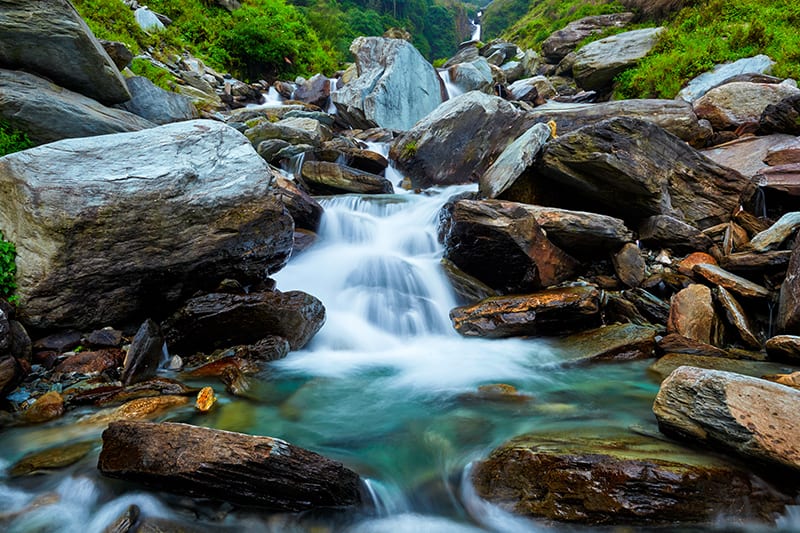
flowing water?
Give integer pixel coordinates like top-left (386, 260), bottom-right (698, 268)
top-left (1, 180), bottom-right (799, 531)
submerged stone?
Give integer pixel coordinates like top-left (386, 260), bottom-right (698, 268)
top-left (9, 440), bottom-right (95, 477)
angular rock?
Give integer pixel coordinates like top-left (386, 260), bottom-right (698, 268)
top-left (98, 421), bottom-right (363, 511)
top-left (442, 41), bottom-right (480, 68)
top-left (0, 0), bottom-right (130, 104)
top-left (667, 284), bottom-right (718, 344)
top-left (332, 37), bottom-right (444, 131)
top-left (163, 290), bottom-right (325, 353)
top-left (746, 211), bottom-right (800, 252)
top-left (121, 319), bottom-right (164, 386)
top-left (293, 73), bottom-right (334, 108)
top-left (638, 215), bottom-right (714, 252)
top-left (54, 348), bottom-right (124, 375)
top-left (87, 328), bottom-right (123, 348)
top-left (508, 76), bottom-right (556, 103)
top-left (134, 7), bottom-right (166, 33)
top-left (32, 331), bottom-right (82, 353)
top-left (778, 236), bottom-right (800, 334)
top-left (450, 286), bottom-right (601, 338)
top-left (714, 286), bottom-right (761, 349)
top-left (701, 134), bottom-right (797, 179)
top-left (440, 200), bottom-right (579, 294)
top-left (765, 335), bottom-right (800, 364)
top-left (479, 123), bottom-right (552, 199)
top-left (764, 137), bottom-right (800, 166)
top-left (272, 176), bottom-right (323, 232)
top-left (534, 117), bottom-right (754, 229)
top-left (315, 145), bottom-right (388, 176)
top-left (0, 120), bottom-right (294, 331)
top-left (656, 333), bottom-right (730, 359)
top-left (678, 55), bottom-right (775, 102)
top-left (99, 40), bottom-right (133, 71)
top-left (0, 69), bottom-right (154, 145)
top-left (117, 76), bottom-right (198, 125)
top-left (572, 27), bottom-right (664, 92)
top-left (693, 263), bottom-right (771, 299)
top-left (759, 93), bottom-right (800, 135)
top-left (542, 13), bottom-right (634, 63)
top-left (300, 161), bottom-right (393, 195)
top-left (648, 353), bottom-right (796, 382)
top-left (694, 81), bottom-right (800, 130)
top-left (676, 252), bottom-right (717, 276)
top-left (20, 391), bottom-right (64, 424)
top-left (613, 243), bottom-right (646, 288)
top-left (389, 92), bottom-right (535, 188)
top-left (755, 164), bottom-right (800, 200)
top-left (245, 118), bottom-right (324, 147)
top-left (720, 250), bottom-right (792, 273)
top-left (554, 323), bottom-right (657, 364)
top-left (472, 429), bottom-right (790, 525)
top-left (654, 366), bottom-right (800, 472)
top-left (441, 258), bottom-right (497, 305)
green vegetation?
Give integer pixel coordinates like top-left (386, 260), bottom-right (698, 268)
top-left (129, 58), bottom-right (175, 91)
top-left (0, 121), bottom-right (33, 157)
top-left (0, 233), bottom-right (17, 304)
top-left (401, 140), bottom-right (418, 158)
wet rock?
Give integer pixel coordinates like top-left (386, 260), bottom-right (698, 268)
top-left (759, 93), bottom-right (800, 135)
top-left (0, 120), bottom-right (294, 331)
top-left (472, 429), bottom-right (790, 525)
top-left (332, 37), bottom-right (444, 131)
top-left (667, 284), bottom-right (719, 344)
top-left (440, 199), bottom-right (579, 294)
top-left (441, 259), bottom-right (498, 305)
top-left (656, 333), bottom-right (730, 359)
top-left (98, 421), bottom-right (363, 511)
top-left (520, 207), bottom-right (634, 258)
top-left (508, 76), bottom-right (555, 103)
top-left (450, 286), bottom-right (601, 338)
top-left (390, 92), bottom-right (534, 188)
top-left (714, 286), bottom-right (761, 348)
top-left (299, 161), bottom-right (393, 195)
top-left (195, 386), bottom-right (216, 413)
top-left (19, 391), bottom-right (64, 424)
top-left (613, 243), bottom-right (646, 288)
top-left (677, 55), bottom-right (775, 103)
top-left (762, 371), bottom-right (800, 389)
top-left (315, 144), bottom-right (388, 176)
top-left (54, 348), bottom-right (125, 375)
top-left (163, 290), bottom-right (325, 353)
top-left (0, 355), bottom-right (21, 395)
top-left (32, 331), bottom-right (82, 353)
top-left (120, 319), bottom-right (164, 386)
top-left (271, 177), bottom-right (321, 231)
top-left (694, 81), bottom-right (800, 130)
top-left (117, 76), bottom-right (198, 125)
top-left (746, 211), bottom-right (800, 252)
top-left (621, 288), bottom-right (671, 324)
top-left (721, 251), bottom-right (792, 273)
top-left (555, 323), bottom-right (657, 364)
top-left (293, 73), bottom-right (334, 108)
top-left (693, 263), bottom-right (771, 299)
top-left (79, 395), bottom-right (190, 426)
top-left (74, 377), bottom-right (196, 406)
top-left (87, 328), bottom-right (123, 348)
top-left (638, 216), bottom-right (714, 252)
top-left (778, 236), bottom-right (800, 334)
top-left (460, 383), bottom-right (533, 404)
top-left (572, 27), bottom-right (664, 92)
top-left (233, 336), bottom-right (291, 363)
top-left (9, 440), bottom-right (94, 477)
top-left (534, 117), bottom-right (753, 229)
top-left (479, 123), bottom-right (552, 200)
top-left (654, 365), bottom-right (800, 472)
top-left (648, 353), bottom-right (796, 382)
top-left (765, 335), bottom-right (800, 364)
top-left (676, 252), bottom-right (717, 276)
top-left (103, 504), bottom-right (139, 533)
top-left (542, 13), bottom-right (634, 63)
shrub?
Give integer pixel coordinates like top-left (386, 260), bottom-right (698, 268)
top-left (0, 121), bottom-right (34, 157)
top-left (0, 233), bottom-right (17, 304)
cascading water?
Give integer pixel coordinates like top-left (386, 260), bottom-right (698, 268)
top-left (439, 69), bottom-right (464, 99)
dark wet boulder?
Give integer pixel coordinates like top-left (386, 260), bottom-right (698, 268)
top-left (654, 366), bottom-right (800, 472)
top-left (440, 259), bottom-right (498, 305)
top-left (99, 421), bottom-right (362, 511)
top-left (714, 286), bottom-right (761, 349)
top-left (54, 348), bottom-right (124, 375)
top-left (612, 243), bottom-right (646, 288)
top-left (314, 144), bottom-right (388, 176)
top-left (554, 323), bottom-right (657, 364)
top-left (120, 319), bottom-right (164, 386)
top-left (472, 430), bottom-right (790, 525)
top-left (272, 176), bottom-right (324, 232)
top-left (765, 335), bottom-right (800, 364)
top-left (638, 215), bottom-right (715, 252)
top-left (542, 13), bottom-right (634, 63)
top-left (117, 76), bottom-right (198, 125)
top-left (300, 161), bottom-right (393, 195)
top-left (87, 328), bottom-right (123, 348)
top-left (759, 93), bottom-right (800, 135)
top-left (10, 441), bottom-right (94, 477)
top-left (163, 290), bottom-right (325, 353)
top-left (779, 235), bottom-right (800, 334)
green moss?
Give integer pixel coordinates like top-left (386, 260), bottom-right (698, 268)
top-left (401, 140), bottom-right (418, 158)
top-left (0, 232), bottom-right (17, 304)
top-left (129, 58), bottom-right (177, 91)
top-left (0, 121), bottom-right (34, 156)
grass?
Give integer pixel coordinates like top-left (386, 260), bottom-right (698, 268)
top-left (0, 233), bottom-right (17, 304)
top-left (0, 121), bottom-right (34, 156)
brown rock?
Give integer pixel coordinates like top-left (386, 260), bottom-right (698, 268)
top-left (761, 371), bottom-right (800, 389)
top-left (764, 137), bottom-right (800, 166)
top-left (754, 164), bottom-right (800, 198)
top-left (9, 440), bottom-right (94, 477)
top-left (195, 386), bottom-right (216, 413)
top-left (667, 284), bottom-right (719, 344)
top-left (450, 286), bottom-right (601, 338)
top-left (554, 323), bottom-right (657, 364)
top-left (20, 391), bottom-right (64, 424)
top-left (272, 176), bottom-right (323, 232)
top-left (779, 235), bottom-right (800, 334)
top-left (638, 215), bottom-right (714, 252)
top-left (693, 263), bottom-right (771, 299)
top-left (714, 286), bottom-right (761, 349)
top-left (656, 333), bottom-right (730, 358)
top-left (719, 250), bottom-right (792, 273)
top-left (612, 243), bottom-right (646, 288)
top-left (54, 348), bottom-right (124, 375)
top-left (701, 134), bottom-right (797, 178)
top-left (694, 81), bottom-right (800, 130)
top-left (765, 335), bottom-right (800, 364)
top-left (677, 252), bottom-right (717, 276)
top-left (759, 93), bottom-right (800, 135)
top-left (0, 355), bottom-right (22, 395)
top-left (121, 319), bottom-right (164, 386)
top-left (440, 258), bottom-right (498, 305)
top-left (299, 161), bottom-right (393, 195)
top-left (98, 421), bottom-right (363, 511)
top-left (79, 395), bottom-right (190, 426)
top-left (648, 353), bottom-right (798, 382)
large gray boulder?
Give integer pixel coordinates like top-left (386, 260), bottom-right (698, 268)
top-left (0, 120), bottom-right (294, 330)
top-left (446, 57), bottom-right (494, 93)
top-left (117, 76), bottom-right (198, 125)
top-left (572, 27), bottom-right (664, 92)
top-left (389, 92), bottom-right (535, 187)
top-left (694, 80), bottom-right (800, 130)
top-left (542, 12), bottom-right (634, 63)
top-left (677, 54), bottom-right (775, 103)
top-left (0, 0), bottom-right (131, 104)
top-left (479, 123), bottom-right (552, 200)
top-left (332, 37), bottom-right (445, 131)
top-left (0, 69), bottom-right (154, 145)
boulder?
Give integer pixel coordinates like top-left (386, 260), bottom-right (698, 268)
top-left (440, 258), bottom-right (497, 305)
top-left (759, 93), bottom-right (800, 135)
top-left (20, 391), bottom-right (64, 424)
top-left (542, 13), bottom-right (635, 63)
top-left (315, 144), bottom-right (388, 175)
top-left (714, 286), bottom-right (761, 349)
top-left (0, 120), bottom-right (294, 330)
top-left (450, 286), bottom-right (601, 338)
top-left (694, 80), bottom-right (800, 130)
top-left (440, 199), bottom-right (579, 294)
top-left (446, 58), bottom-right (494, 93)
top-left (764, 137), bottom-right (800, 166)
top-left (677, 54), bottom-right (775, 102)
top-left (442, 41), bottom-right (480, 68)
top-left (553, 323), bottom-right (657, 364)
top-left (0, 0), bottom-right (130, 104)
top-left (272, 176), bottom-right (323, 232)
top-left (390, 92), bottom-right (534, 188)
top-left (667, 284), bottom-right (719, 344)
top-left (656, 333), bottom-right (729, 359)
top-left (162, 290), bottom-right (325, 353)
top-left (746, 211), bottom-right (800, 252)
top-left (332, 37), bottom-right (444, 131)
top-left (98, 421), bottom-right (363, 511)
top-left (54, 348), bottom-right (124, 375)
top-left (701, 134), bottom-right (797, 179)
top-left (613, 243), bottom-right (646, 288)
top-left (648, 353), bottom-right (796, 382)
top-left (692, 264), bottom-right (771, 299)
top-left (300, 161), bottom-right (393, 195)
top-left (117, 76), bottom-right (198, 125)
top-left (10, 440), bottom-right (94, 477)
top-left (0, 69), bottom-right (154, 145)
top-left (778, 236), bottom-right (800, 334)
top-left (479, 123), bottom-right (552, 199)
top-left (533, 117), bottom-right (754, 229)
top-left (99, 40), bottom-right (133, 71)
top-left (572, 27), bottom-right (664, 92)
top-left (472, 430), bottom-right (790, 525)
top-left (528, 99), bottom-right (712, 147)
top-left (134, 7), bottom-right (166, 33)
top-left (654, 366), bottom-right (800, 472)
top-left (755, 164), bottom-right (800, 200)
top-left (765, 335), bottom-right (800, 364)
top-left (120, 319), bottom-right (165, 386)
top-left (638, 215), bottom-right (714, 252)
top-left (507, 76), bottom-right (556, 103)
top-left (245, 118), bottom-right (326, 147)
top-left (293, 73), bottom-right (334, 108)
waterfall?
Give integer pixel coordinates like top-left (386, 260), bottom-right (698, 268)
top-left (438, 69), bottom-right (464, 99)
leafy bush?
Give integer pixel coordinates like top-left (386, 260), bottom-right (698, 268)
top-left (0, 234), bottom-right (17, 304)
top-left (0, 121), bottom-right (33, 157)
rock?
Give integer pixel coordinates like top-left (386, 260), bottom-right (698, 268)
top-left (0, 355), bottom-right (21, 396)
top-left (529, 98), bottom-right (712, 147)
top-left (759, 93), bottom-right (800, 135)
top-left (0, 0), bottom-right (130, 104)
top-left (613, 243), bottom-right (646, 288)
top-left (746, 211), bottom-right (800, 252)
top-left (648, 353), bottom-right (796, 381)
top-left (534, 117), bottom-right (753, 229)
top-left (720, 250), bottom-right (792, 273)
top-left (0, 120), bottom-right (294, 330)
top-left (714, 286), bottom-right (761, 348)
top-left (315, 144), bottom-right (388, 175)
top-left (332, 37), bottom-right (444, 131)
top-left (245, 118), bottom-right (325, 147)
top-left (694, 81), bottom-right (800, 130)
top-left (755, 163), bottom-right (800, 199)
top-left (195, 386), bottom-right (216, 412)
top-left (443, 41), bottom-right (480, 68)
top-left (678, 55), bottom-right (775, 102)
top-left (99, 40), bottom-right (133, 71)
top-left (472, 429), bottom-right (790, 525)
top-left (389, 92), bottom-right (534, 188)
top-left (33, 331), bottom-right (82, 353)
top-left (541, 13), bottom-right (635, 63)
top-left (765, 335), bottom-right (800, 364)
top-left (667, 284), bottom-right (719, 344)
top-left (461, 383), bottom-right (533, 404)
top-left (72, 377), bottom-right (196, 406)
top-left (656, 333), bottom-right (730, 358)
top-left (54, 348), bottom-right (124, 375)
top-left (764, 137), bottom-right (800, 166)
top-left (0, 309), bottom-right (9, 354)
top-left (450, 286), bottom-right (601, 338)
top-left (20, 391), bottom-right (64, 424)
top-left (779, 236), bottom-right (800, 334)
top-left (98, 421), bottom-right (363, 511)
top-left (134, 7), bottom-right (165, 33)
top-left (87, 328), bottom-right (123, 348)
top-left (638, 216), bottom-right (714, 252)
top-left (554, 323), bottom-right (657, 364)
top-left (79, 395), bottom-right (190, 426)
top-left (0, 69), bottom-right (154, 145)
top-left (500, 61), bottom-right (525, 84)
top-left (117, 76), bottom-right (198, 125)
top-left (272, 176), bottom-right (323, 232)
top-left (676, 252), bottom-right (717, 276)
top-left (299, 161), bottom-right (393, 195)
top-left (293, 73), bottom-right (334, 108)
top-left (507, 76), bottom-right (556, 103)
top-left (479, 40), bottom-right (518, 63)
top-left (163, 290), bottom-right (325, 353)
top-left (693, 263), bottom-right (771, 299)
top-left (446, 58), bottom-right (494, 93)
top-left (479, 123), bottom-right (552, 200)
top-left (232, 336), bottom-right (291, 362)
top-left (9, 441), bottom-right (94, 477)
top-left (654, 366), bottom-right (800, 472)
top-left (701, 134), bottom-right (797, 179)
top-left (762, 371), bottom-right (800, 389)
top-left (440, 259), bottom-right (498, 304)
top-left (440, 199), bottom-right (579, 294)
top-left (120, 319), bottom-right (164, 386)
top-left (572, 27), bottom-right (664, 92)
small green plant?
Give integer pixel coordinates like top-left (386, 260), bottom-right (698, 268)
top-left (0, 121), bottom-right (34, 157)
top-left (130, 58), bottom-right (176, 91)
top-left (401, 140), bottom-right (418, 158)
top-left (0, 233), bottom-right (18, 304)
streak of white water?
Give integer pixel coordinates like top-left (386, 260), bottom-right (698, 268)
top-left (470, 20), bottom-right (481, 42)
top-left (438, 69), bottom-right (464, 99)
